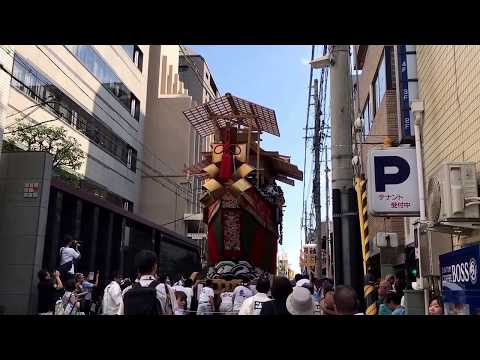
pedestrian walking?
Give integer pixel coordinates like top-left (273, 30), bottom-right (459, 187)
top-left (285, 286), bottom-right (314, 315)
top-left (385, 291), bottom-right (406, 315)
top-left (37, 270), bottom-right (63, 315)
top-left (260, 276), bottom-right (293, 315)
top-left (120, 250), bottom-right (176, 315)
top-left (333, 285), bottom-right (363, 315)
top-left (58, 235), bottom-right (81, 281)
top-left (232, 278), bottom-right (253, 313)
top-left (102, 271), bottom-right (123, 315)
top-left (219, 283), bottom-right (234, 314)
top-left (238, 277), bottom-right (271, 315)
top-left (428, 296), bottom-right (444, 315)
top-left (197, 279), bottom-right (215, 315)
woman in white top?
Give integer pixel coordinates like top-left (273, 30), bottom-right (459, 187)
top-left (196, 279), bottom-right (215, 315)
top-left (219, 283), bottom-right (234, 315)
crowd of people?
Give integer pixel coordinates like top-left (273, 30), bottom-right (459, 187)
top-left (375, 273), bottom-right (444, 316)
top-left (36, 235), bottom-right (445, 316)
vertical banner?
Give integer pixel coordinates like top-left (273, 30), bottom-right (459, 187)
top-left (397, 45), bottom-right (418, 143)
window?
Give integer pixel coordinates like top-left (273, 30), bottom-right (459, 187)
top-left (121, 45), bottom-right (143, 72)
top-left (127, 148), bottom-right (132, 169)
top-left (373, 54), bottom-right (386, 113)
top-left (362, 96), bottom-right (372, 138)
top-left (11, 54), bottom-right (138, 172)
top-left (205, 72), bottom-right (209, 80)
top-left (66, 45), bottom-right (141, 121)
top-left (179, 65), bottom-right (189, 72)
top-left (70, 109), bottom-right (78, 128)
top-left (130, 95), bottom-right (140, 119)
top-left (372, 47), bottom-right (394, 115)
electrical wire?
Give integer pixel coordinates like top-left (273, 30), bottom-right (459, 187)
top-left (301, 45), bottom-right (316, 249)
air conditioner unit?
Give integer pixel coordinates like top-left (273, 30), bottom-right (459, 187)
top-left (427, 162), bottom-right (480, 232)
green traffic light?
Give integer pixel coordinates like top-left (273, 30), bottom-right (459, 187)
top-left (411, 269), bottom-right (417, 277)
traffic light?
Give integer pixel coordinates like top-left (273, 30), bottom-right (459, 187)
top-left (405, 245), bottom-right (418, 283)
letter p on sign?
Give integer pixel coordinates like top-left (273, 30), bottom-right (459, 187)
top-left (367, 148), bottom-right (420, 217)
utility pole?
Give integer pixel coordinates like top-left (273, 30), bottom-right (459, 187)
top-left (313, 79), bottom-right (322, 279)
top-left (330, 45), bottom-right (363, 294)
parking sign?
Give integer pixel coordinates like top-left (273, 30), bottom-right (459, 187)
top-left (367, 148), bottom-right (420, 216)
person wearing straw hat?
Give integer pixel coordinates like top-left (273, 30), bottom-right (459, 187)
top-left (285, 286), bottom-right (314, 315)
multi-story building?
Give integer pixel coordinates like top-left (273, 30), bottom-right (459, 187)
top-left (0, 45), bottom-right (201, 314)
top-left (353, 45), bottom-right (408, 279)
top-left (178, 46), bottom-right (220, 265)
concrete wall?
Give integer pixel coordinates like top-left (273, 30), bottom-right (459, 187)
top-left (417, 45), bottom-right (480, 246)
top-left (0, 152), bottom-right (52, 314)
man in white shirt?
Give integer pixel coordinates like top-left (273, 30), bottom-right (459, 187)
top-left (59, 236), bottom-right (81, 279)
top-left (119, 250), bottom-right (176, 315)
top-left (197, 279), bottom-right (215, 315)
top-left (232, 279), bottom-right (253, 313)
top-left (102, 271), bottom-right (123, 315)
top-left (239, 277), bottom-right (271, 315)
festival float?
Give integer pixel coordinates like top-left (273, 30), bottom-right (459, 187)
top-left (183, 93), bottom-right (303, 283)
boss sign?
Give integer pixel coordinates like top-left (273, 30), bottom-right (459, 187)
top-left (367, 148), bottom-right (420, 216)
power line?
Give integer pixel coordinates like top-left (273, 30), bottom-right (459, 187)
top-left (301, 45), bottom-right (315, 251)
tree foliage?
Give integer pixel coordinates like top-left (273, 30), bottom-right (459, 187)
top-left (7, 123), bottom-right (85, 170)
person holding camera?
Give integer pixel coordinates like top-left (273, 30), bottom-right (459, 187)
top-left (58, 235), bottom-right (81, 281)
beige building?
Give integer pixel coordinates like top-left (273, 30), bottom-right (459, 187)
top-left (139, 45), bottom-right (192, 235)
top-left (353, 45), bottom-right (408, 277)
top-left (178, 47), bottom-right (220, 255)
top-left (416, 45), bottom-right (480, 277)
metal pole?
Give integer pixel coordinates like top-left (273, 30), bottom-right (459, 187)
top-left (330, 45), bottom-right (363, 292)
top-left (302, 45), bottom-right (316, 254)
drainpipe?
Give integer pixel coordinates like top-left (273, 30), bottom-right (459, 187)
top-left (412, 100), bottom-right (426, 222)
top-left (411, 99), bottom-right (429, 315)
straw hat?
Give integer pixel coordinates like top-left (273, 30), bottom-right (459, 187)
top-left (286, 287), bottom-right (314, 315)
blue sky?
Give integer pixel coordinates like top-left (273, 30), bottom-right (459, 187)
top-left (190, 45), bottom-right (321, 273)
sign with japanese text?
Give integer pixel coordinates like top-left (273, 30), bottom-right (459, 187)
top-left (367, 148), bottom-right (420, 216)
top-left (397, 45), bottom-right (418, 143)
top-left (440, 245), bottom-right (480, 292)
